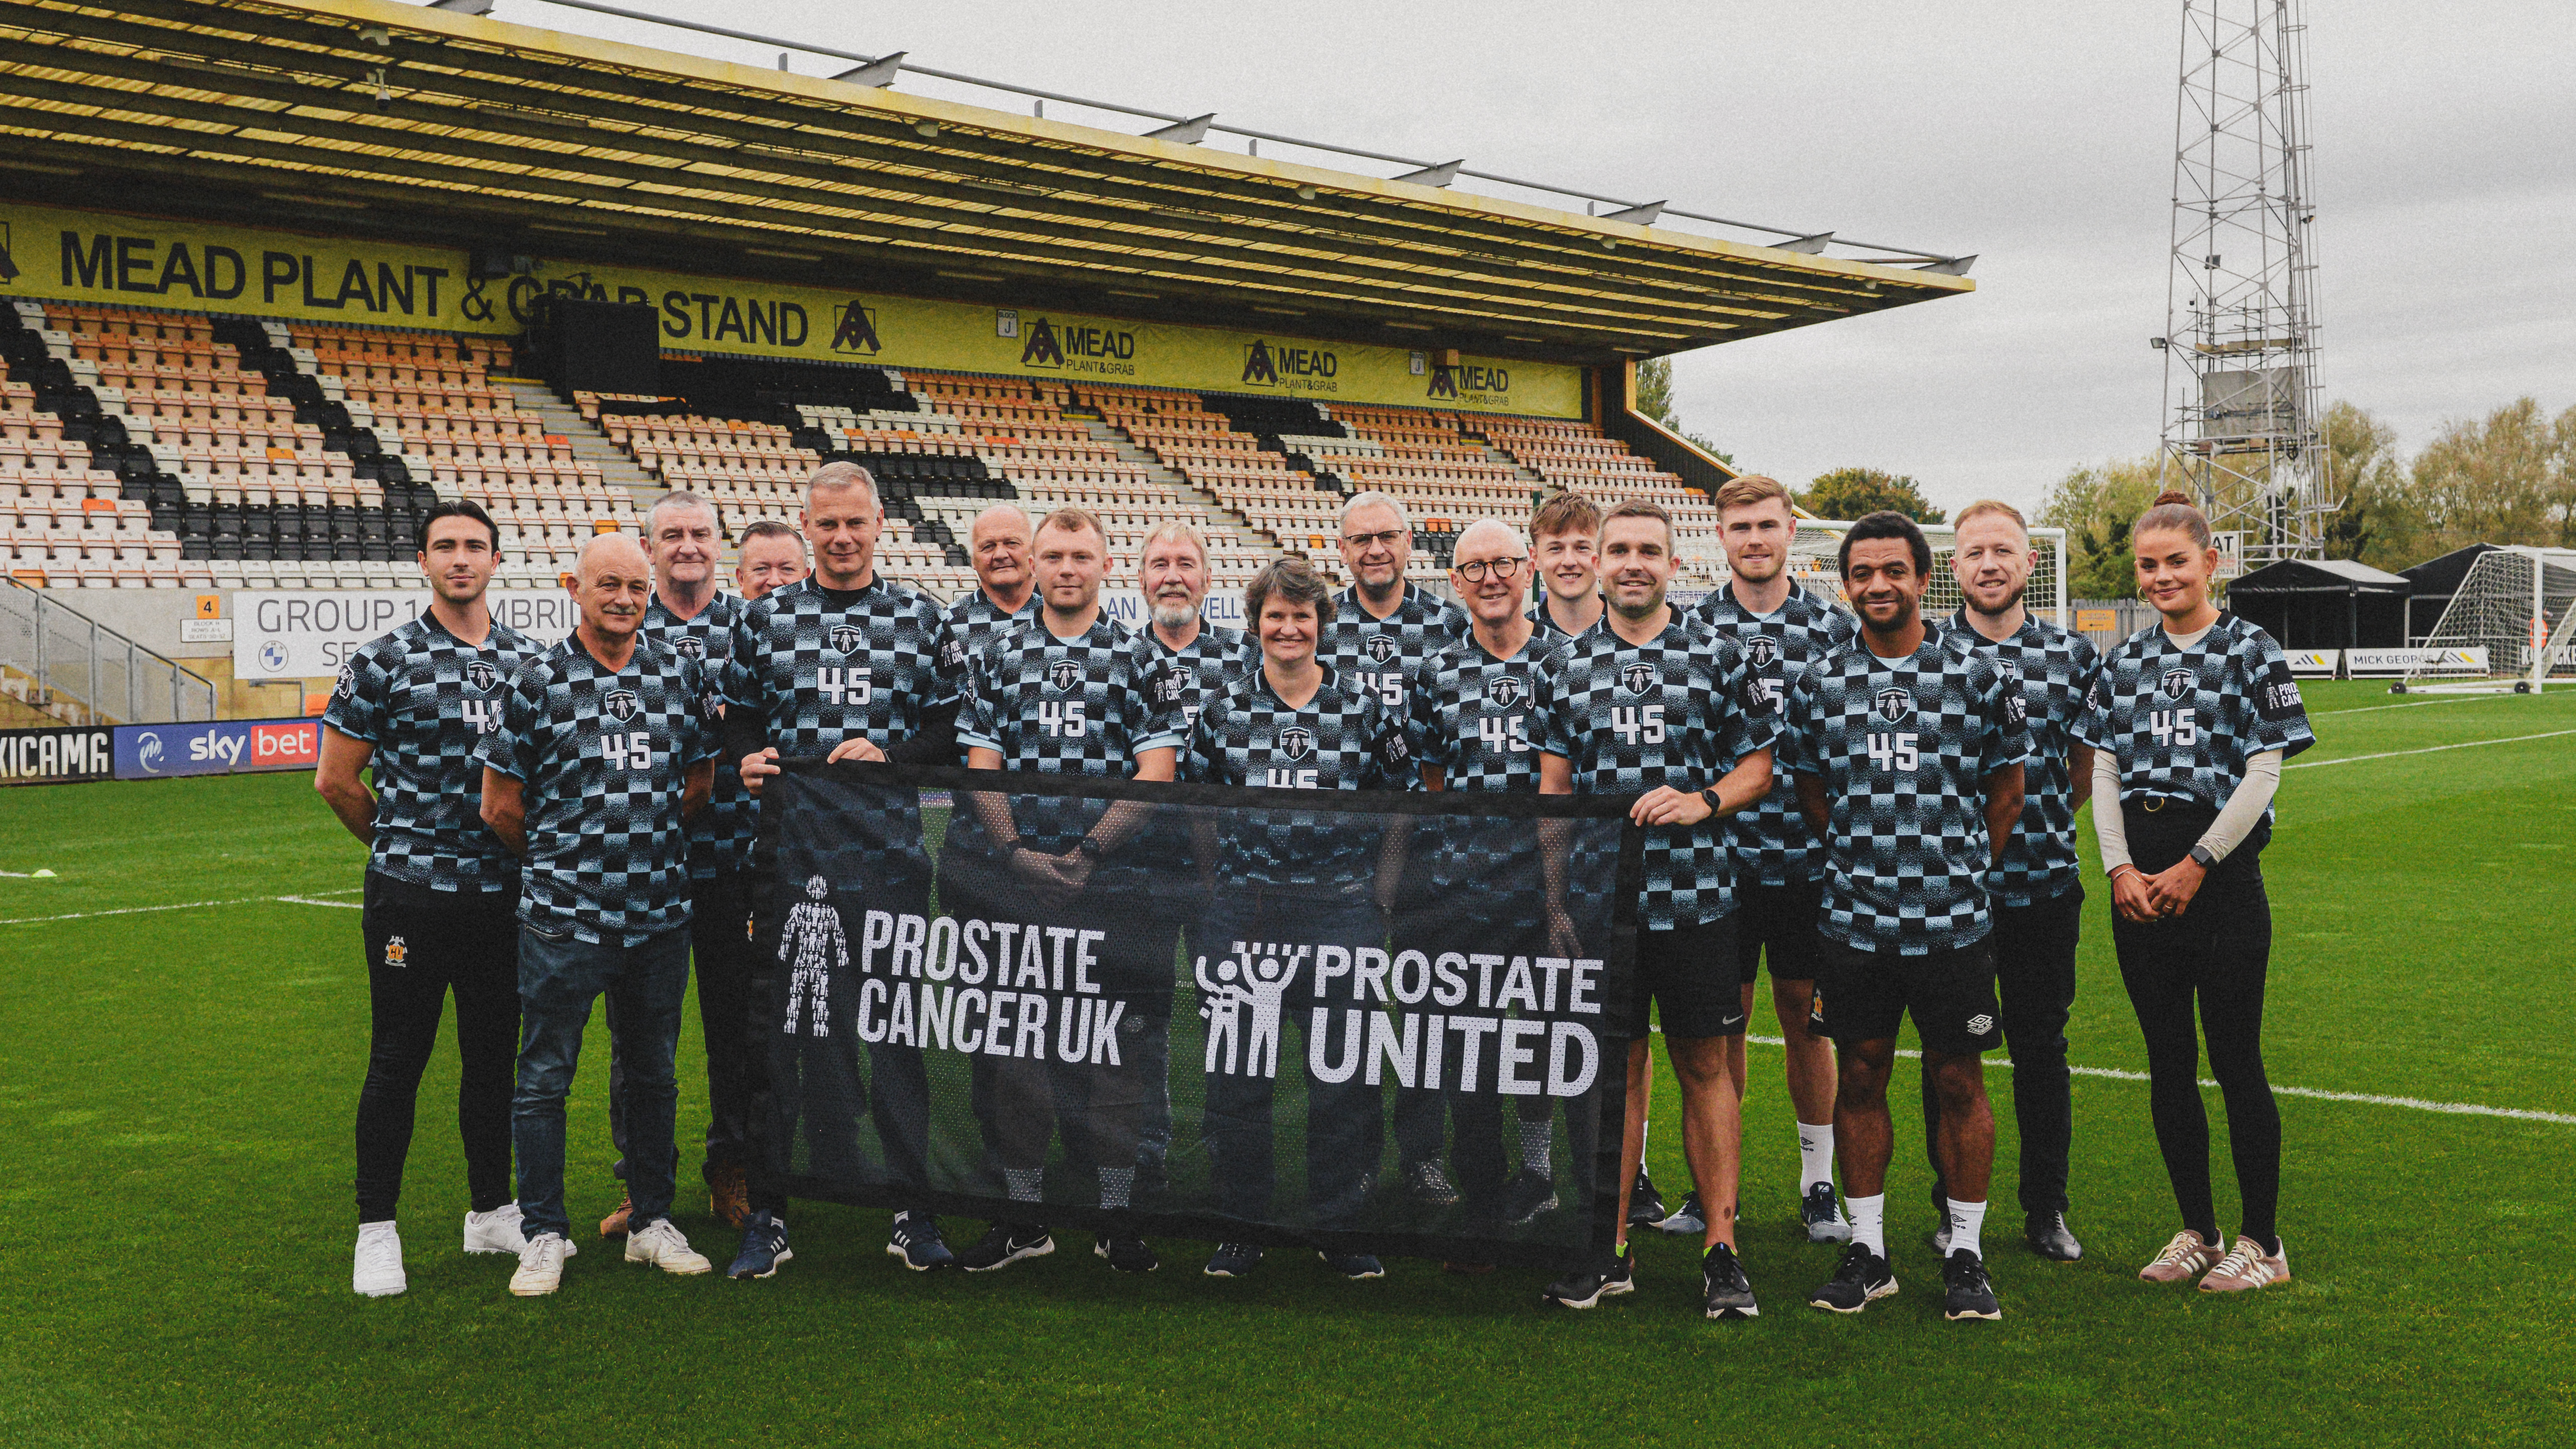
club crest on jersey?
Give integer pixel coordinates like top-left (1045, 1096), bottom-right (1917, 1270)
top-left (2160, 668), bottom-right (2196, 701)
top-left (1874, 687), bottom-right (1914, 722)
top-left (1275, 726), bottom-right (1315, 761)
top-left (604, 690), bottom-right (640, 723)
top-left (1486, 673), bottom-right (1526, 709)
top-left (671, 634), bottom-right (705, 660)
top-left (1621, 662), bottom-right (1660, 695)
top-left (1747, 636), bottom-right (1779, 669)
top-left (830, 623), bottom-right (866, 656)
top-left (464, 660), bottom-right (499, 693)
top-left (1045, 659), bottom-right (1083, 692)
top-left (1364, 635), bottom-right (1400, 664)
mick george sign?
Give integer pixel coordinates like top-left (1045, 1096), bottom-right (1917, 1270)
top-left (752, 765), bottom-right (1642, 1267)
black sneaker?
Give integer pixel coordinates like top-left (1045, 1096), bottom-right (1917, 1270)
top-left (1653, 1190), bottom-right (1707, 1236)
top-left (1808, 1243), bottom-right (1898, 1313)
top-left (956, 1222), bottom-right (1055, 1272)
top-left (1943, 1249), bottom-right (2001, 1320)
top-left (1800, 1182), bottom-right (1852, 1244)
top-left (1203, 1241), bottom-right (1262, 1277)
top-left (1701, 1242), bottom-right (1759, 1320)
top-left (2025, 1211), bottom-right (2084, 1262)
top-left (1093, 1234), bottom-right (1158, 1274)
top-left (1403, 1159), bottom-right (1462, 1208)
top-left (1626, 1170), bottom-right (1667, 1228)
top-left (1319, 1250), bottom-right (1384, 1280)
top-left (1501, 1170), bottom-right (1560, 1226)
top-left (727, 1210), bottom-right (792, 1279)
top-left (884, 1211), bottom-right (954, 1271)
top-left (1540, 1249), bottom-right (1635, 1309)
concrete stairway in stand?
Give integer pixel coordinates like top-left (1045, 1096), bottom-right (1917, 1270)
top-left (498, 379), bottom-right (665, 504)
top-left (1084, 422), bottom-right (1280, 559)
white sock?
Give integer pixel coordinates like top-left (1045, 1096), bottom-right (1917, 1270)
top-left (358, 1219), bottom-right (397, 1241)
top-left (1947, 1197), bottom-right (1989, 1258)
top-left (1518, 1120), bottom-right (1554, 1177)
top-left (1004, 1167), bottom-right (1044, 1204)
top-left (1098, 1166), bottom-right (1135, 1212)
top-left (1797, 1121), bottom-right (1835, 1192)
top-left (1847, 1194), bottom-right (1886, 1257)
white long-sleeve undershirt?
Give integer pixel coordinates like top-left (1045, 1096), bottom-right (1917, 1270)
top-left (2094, 617), bottom-right (2280, 873)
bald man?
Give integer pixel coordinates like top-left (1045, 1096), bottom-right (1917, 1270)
top-left (941, 505), bottom-right (1040, 751)
top-left (477, 532), bottom-right (720, 1296)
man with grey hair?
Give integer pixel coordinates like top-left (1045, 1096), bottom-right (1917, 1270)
top-left (477, 531), bottom-right (719, 1295)
top-left (1325, 488), bottom-right (1468, 1205)
top-left (1127, 518), bottom-right (1257, 1201)
top-left (721, 461), bottom-right (968, 1278)
top-left (942, 504), bottom-right (1040, 730)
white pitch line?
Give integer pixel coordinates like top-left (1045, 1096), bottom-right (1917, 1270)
top-left (2284, 729), bottom-right (2576, 770)
top-left (0, 888), bottom-right (363, 926)
top-left (2313, 694), bottom-right (2531, 717)
top-left (1741, 1035), bottom-right (2576, 1125)
top-left (275, 896), bottom-right (363, 910)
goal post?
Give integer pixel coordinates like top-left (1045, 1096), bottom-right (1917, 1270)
top-left (2399, 546), bottom-right (2576, 693)
top-left (1754, 521), bottom-right (2071, 629)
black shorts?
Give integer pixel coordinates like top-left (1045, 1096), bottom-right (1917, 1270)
top-left (1734, 878), bottom-right (1825, 985)
top-left (1630, 913), bottom-right (1744, 1040)
top-left (1810, 934), bottom-right (2001, 1056)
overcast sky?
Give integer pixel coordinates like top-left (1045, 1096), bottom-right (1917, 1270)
top-left (512, 0), bottom-right (2576, 515)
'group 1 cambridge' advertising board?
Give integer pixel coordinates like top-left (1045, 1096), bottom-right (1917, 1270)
top-left (2, 201), bottom-right (1584, 419)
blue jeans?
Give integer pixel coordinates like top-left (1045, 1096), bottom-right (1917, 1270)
top-left (512, 922), bottom-right (691, 1240)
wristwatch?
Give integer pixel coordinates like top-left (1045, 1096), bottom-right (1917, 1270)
top-left (1700, 786), bottom-right (1724, 815)
top-left (2188, 843), bottom-right (2218, 867)
top-left (1076, 835), bottom-right (1107, 860)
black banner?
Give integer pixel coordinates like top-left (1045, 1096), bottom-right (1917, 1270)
top-left (0, 725), bottom-right (115, 786)
top-left (751, 762), bottom-right (1643, 1268)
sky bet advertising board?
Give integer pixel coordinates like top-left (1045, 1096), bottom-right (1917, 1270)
top-left (113, 718), bottom-right (318, 780)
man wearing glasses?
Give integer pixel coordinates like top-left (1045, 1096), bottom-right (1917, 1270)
top-left (1322, 490), bottom-right (1469, 1207)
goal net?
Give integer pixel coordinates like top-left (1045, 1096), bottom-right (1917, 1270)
top-left (2402, 546), bottom-right (2576, 692)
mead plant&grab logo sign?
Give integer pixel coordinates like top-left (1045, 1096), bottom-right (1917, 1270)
top-left (1240, 339), bottom-right (1341, 394)
top-left (1017, 317), bottom-right (1138, 376)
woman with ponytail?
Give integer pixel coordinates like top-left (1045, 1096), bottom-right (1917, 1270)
top-left (2072, 491), bottom-right (2314, 1293)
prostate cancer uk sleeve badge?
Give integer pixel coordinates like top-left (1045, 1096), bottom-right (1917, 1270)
top-left (749, 761), bottom-right (1645, 1267)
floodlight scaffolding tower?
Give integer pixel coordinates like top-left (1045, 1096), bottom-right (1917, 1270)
top-left (2155, 0), bottom-right (2333, 568)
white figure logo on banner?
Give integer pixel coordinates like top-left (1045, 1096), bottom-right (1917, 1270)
top-left (779, 875), bottom-right (848, 1037)
top-left (1194, 942), bottom-right (1304, 1078)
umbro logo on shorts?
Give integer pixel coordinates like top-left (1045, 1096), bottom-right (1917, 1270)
top-left (830, 623), bottom-right (866, 656)
top-left (1046, 660), bottom-right (1083, 692)
top-left (604, 690), bottom-right (640, 723)
top-left (1967, 1013), bottom-right (1995, 1034)
top-left (1365, 635), bottom-right (1400, 664)
top-left (1486, 673), bottom-right (1525, 708)
top-left (1874, 687), bottom-right (1914, 722)
top-left (465, 661), bottom-right (499, 693)
top-left (1275, 726), bottom-right (1315, 761)
top-left (2161, 668), bottom-right (2196, 700)
top-left (1621, 663), bottom-right (1659, 695)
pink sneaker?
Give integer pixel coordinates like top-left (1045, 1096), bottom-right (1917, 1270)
top-left (2139, 1229), bottom-right (2226, 1284)
top-left (2200, 1236), bottom-right (2290, 1293)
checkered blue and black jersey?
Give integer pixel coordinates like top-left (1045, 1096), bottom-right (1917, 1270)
top-left (2072, 612), bottom-right (2314, 818)
top-left (1692, 586), bottom-right (1857, 886)
top-left (640, 592), bottom-right (749, 880)
top-left (1140, 623), bottom-right (1258, 737)
top-left (1183, 664), bottom-right (1413, 890)
top-left (1944, 611), bottom-right (2103, 906)
top-left (1528, 602), bottom-right (1596, 651)
top-left (1319, 583), bottom-right (1468, 721)
top-left (1408, 630), bottom-right (1553, 893)
top-left (940, 588), bottom-right (1038, 759)
top-left (323, 614), bottom-right (540, 894)
top-left (474, 635), bottom-right (718, 945)
top-left (1531, 615), bottom-right (1778, 930)
top-left (1781, 636), bottom-right (2028, 954)
top-left (720, 577), bottom-right (963, 759)
top-left (958, 615), bottom-right (1187, 851)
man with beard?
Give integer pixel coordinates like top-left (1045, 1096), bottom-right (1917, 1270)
top-left (1921, 501), bottom-right (2098, 1265)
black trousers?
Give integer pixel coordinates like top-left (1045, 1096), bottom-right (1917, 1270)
top-left (2112, 802), bottom-right (2281, 1247)
top-left (1922, 884), bottom-right (2083, 1217)
top-left (354, 873), bottom-right (521, 1223)
top-left (608, 868), bottom-right (760, 1186)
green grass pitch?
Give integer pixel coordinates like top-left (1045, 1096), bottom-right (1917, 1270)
top-left (3, 681), bottom-right (2570, 1446)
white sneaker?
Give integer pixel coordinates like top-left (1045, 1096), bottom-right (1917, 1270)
top-left (463, 1202), bottom-right (529, 1256)
top-left (625, 1218), bottom-right (713, 1276)
top-left (353, 1224), bottom-right (406, 1298)
top-left (510, 1232), bottom-right (576, 1296)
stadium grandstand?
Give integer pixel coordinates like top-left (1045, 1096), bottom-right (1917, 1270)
top-left (0, 0), bottom-right (1980, 719)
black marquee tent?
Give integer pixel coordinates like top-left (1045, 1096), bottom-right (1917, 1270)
top-left (2226, 558), bottom-right (2409, 651)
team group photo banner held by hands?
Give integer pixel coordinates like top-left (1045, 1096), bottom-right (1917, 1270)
top-left (752, 762), bottom-right (1645, 1267)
